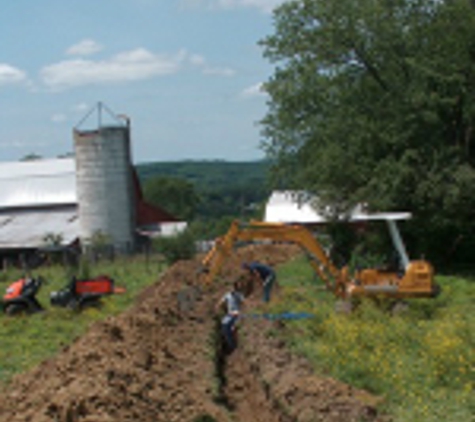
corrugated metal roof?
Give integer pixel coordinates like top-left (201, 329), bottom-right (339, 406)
top-left (0, 158), bottom-right (76, 208)
top-left (264, 191), bottom-right (411, 223)
top-left (0, 207), bottom-right (79, 249)
top-left (264, 191), bottom-right (327, 223)
top-left (0, 158), bottom-right (182, 249)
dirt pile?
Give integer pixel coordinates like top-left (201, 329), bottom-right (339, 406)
top-left (228, 320), bottom-right (382, 422)
top-left (0, 260), bottom-right (227, 422)
top-left (0, 244), bottom-right (385, 422)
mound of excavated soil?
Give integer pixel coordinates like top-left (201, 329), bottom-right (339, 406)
top-left (0, 244), bottom-right (386, 422)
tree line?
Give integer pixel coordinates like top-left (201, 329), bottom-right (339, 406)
top-left (136, 160), bottom-right (271, 238)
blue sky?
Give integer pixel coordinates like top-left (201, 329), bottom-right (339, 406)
top-left (0, 0), bottom-right (284, 164)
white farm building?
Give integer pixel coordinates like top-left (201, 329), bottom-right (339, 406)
top-left (0, 156), bottom-right (187, 268)
top-left (0, 158), bottom-right (79, 251)
top-left (0, 120), bottom-right (186, 268)
top-left (0, 155), bottom-right (184, 263)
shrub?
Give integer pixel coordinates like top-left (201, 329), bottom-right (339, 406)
top-left (153, 230), bottom-right (196, 264)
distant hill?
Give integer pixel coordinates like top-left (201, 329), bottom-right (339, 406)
top-left (136, 160), bottom-right (271, 191)
top-left (136, 160), bottom-right (272, 220)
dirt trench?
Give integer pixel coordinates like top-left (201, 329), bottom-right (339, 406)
top-left (0, 244), bottom-right (385, 422)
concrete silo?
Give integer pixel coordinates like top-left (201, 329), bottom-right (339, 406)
top-left (74, 121), bottom-right (136, 253)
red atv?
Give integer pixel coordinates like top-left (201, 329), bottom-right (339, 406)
top-left (50, 275), bottom-right (125, 311)
top-left (2, 277), bottom-right (45, 315)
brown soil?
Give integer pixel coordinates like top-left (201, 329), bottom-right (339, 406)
top-left (0, 244), bottom-right (386, 422)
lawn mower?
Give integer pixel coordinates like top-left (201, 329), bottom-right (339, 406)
top-left (2, 276), bottom-right (45, 315)
top-left (50, 274), bottom-right (125, 311)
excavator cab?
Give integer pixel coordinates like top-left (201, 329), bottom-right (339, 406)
top-left (346, 213), bottom-right (439, 298)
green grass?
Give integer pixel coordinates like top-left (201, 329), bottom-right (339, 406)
top-left (271, 255), bottom-right (475, 422)
top-left (0, 255), bottom-right (166, 385)
top-left (1, 252), bottom-right (473, 422)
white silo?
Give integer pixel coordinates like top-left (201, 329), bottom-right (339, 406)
top-left (74, 117), bottom-right (136, 253)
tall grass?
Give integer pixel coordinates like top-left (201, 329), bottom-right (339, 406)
top-left (0, 255), bottom-right (166, 385)
top-left (271, 255), bottom-right (475, 422)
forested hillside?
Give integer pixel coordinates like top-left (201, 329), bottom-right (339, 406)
top-left (136, 160), bottom-right (271, 221)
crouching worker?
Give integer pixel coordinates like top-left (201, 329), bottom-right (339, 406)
top-left (216, 280), bottom-right (245, 354)
top-left (243, 261), bottom-right (276, 303)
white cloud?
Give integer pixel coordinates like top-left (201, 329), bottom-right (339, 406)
top-left (51, 113), bottom-right (67, 123)
top-left (66, 39), bottom-right (104, 56)
top-left (180, 0), bottom-right (283, 13)
top-left (0, 64), bottom-right (27, 85)
top-left (217, 0), bottom-right (283, 13)
top-left (189, 54), bottom-right (206, 66)
top-left (41, 48), bottom-right (186, 90)
top-left (189, 54), bottom-right (235, 77)
top-left (72, 102), bottom-right (89, 113)
top-left (240, 82), bottom-right (265, 98)
top-left (203, 66), bottom-right (235, 77)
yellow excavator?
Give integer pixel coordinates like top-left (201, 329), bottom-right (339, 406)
top-left (200, 217), bottom-right (440, 300)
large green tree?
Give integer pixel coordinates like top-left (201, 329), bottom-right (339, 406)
top-left (143, 176), bottom-right (199, 221)
top-left (260, 0), bottom-right (475, 264)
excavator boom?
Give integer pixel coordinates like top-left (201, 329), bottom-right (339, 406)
top-left (202, 220), bottom-right (347, 295)
top-left (200, 220), bottom-right (439, 300)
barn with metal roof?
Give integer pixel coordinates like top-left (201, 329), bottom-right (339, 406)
top-left (0, 105), bottom-right (186, 267)
top-left (0, 158), bottom-right (78, 251)
top-left (0, 156), bottom-right (182, 263)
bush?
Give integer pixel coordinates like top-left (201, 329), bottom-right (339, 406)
top-left (153, 230), bottom-right (196, 264)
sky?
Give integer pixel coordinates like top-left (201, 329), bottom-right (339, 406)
top-left (0, 0), bottom-right (285, 164)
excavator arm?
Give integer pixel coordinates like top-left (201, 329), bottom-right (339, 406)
top-left (200, 219), bottom-right (439, 301)
top-left (201, 220), bottom-right (349, 297)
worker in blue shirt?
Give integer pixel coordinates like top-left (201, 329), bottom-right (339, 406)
top-left (242, 261), bottom-right (276, 303)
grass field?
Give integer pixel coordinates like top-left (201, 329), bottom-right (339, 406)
top-left (0, 255), bottom-right (165, 385)
top-left (1, 253), bottom-right (474, 422)
top-left (271, 255), bottom-right (475, 422)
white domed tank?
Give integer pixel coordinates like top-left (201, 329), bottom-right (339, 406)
top-left (74, 124), bottom-right (135, 253)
